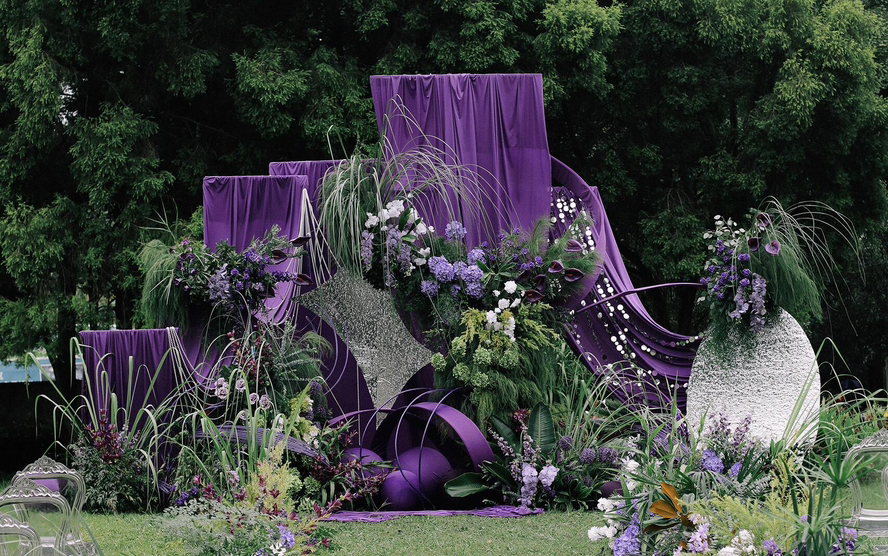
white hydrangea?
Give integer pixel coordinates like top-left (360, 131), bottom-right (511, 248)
top-left (596, 497), bottom-right (617, 513)
top-left (504, 280), bottom-right (518, 294)
top-left (587, 524), bottom-right (618, 542)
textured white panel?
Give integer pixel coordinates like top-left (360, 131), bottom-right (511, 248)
top-left (687, 309), bottom-right (819, 443)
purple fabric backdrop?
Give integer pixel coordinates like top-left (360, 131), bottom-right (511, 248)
top-left (268, 160), bottom-right (342, 194)
top-left (551, 158), bottom-right (699, 409)
top-left (324, 506), bottom-right (543, 523)
top-left (79, 328), bottom-right (181, 424)
top-left (202, 174), bottom-right (376, 438)
top-left (370, 74), bottom-right (551, 246)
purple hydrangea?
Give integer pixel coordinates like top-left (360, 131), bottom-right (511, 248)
top-left (701, 449), bottom-right (724, 473)
top-left (420, 280), bottom-right (440, 297)
top-left (519, 463), bottom-right (538, 507)
top-left (613, 515), bottom-right (641, 556)
top-left (445, 220), bottom-right (467, 241)
top-left (467, 248), bottom-right (486, 265)
top-left (729, 462), bottom-right (742, 477)
top-left (428, 256), bottom-right (456, 282)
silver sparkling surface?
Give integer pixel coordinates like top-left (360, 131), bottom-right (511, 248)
top-left (687, 308), bottom-right (820, 443)
top-left (296, 272), bottom-right (432, 409)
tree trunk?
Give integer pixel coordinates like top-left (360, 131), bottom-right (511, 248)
top-left (48, 302), bottom-right (78, 401)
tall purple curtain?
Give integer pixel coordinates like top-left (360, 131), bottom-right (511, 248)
top-left (79, 328), bottom-right (181, 424)
top-left (370, 74), bottom-right (552, 246)
top-left (551, 159), bottom-right (698, 409)
top-left (202, 174), bottom-right (376, 437)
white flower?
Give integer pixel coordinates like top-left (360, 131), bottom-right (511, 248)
top-left (621, 458), bottom-right (640, 473)
top-left (364, 212), bottom-right (380, 228)
top-left (718, 548), bottom-right (742, 556)
top-left (413, 257), bottom-right (427, 266)
top-left (493, 321), bottom-right (503, 331)
top-left (386, 199), bottom-right (405, 218)
top-left (538, 465), bottom-right (559, 488)
top-left (493, 289), bottom-right (501, 297)
top-left (407, 208), bottom-right (418, 224)
top-left (377, 209), bottom-right (389, 222)
top-left (415, 222), bottom-right (428, 235)
top-left (419, 247), bottom-right (431, 257)
top-left (587, 525), bottom-right (618, 542)
top-left (735, 530), bottom-right (755, 547)
top-left (485, 311), bottom-right (498, 324)
top-left (504, 280), bottom-right (517, 294)
top-left (511, 298), bottom-right (521, 308)
top-left (596, 497), bottom-right (617, 513)
top-left (249, 392), bottom-right (259, 405)
top-left (214, 386), bottom-right (229, 399)
top-left (215, 377), bottom-right (228, 388)
top-left (625, 479), bottom-right (638, 492)
top-left (427, 226), bottom-right (435, 233)
top-left (498, 298), bottom-right (510, 310)
top-left (495, 307), bottom-right (502, 314)
top-left (235, 378), bottom-right (246, 392)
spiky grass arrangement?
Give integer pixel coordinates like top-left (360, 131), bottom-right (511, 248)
top-left (314, 101), bottom-right (516, 282)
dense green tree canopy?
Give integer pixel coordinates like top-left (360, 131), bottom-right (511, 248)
top-left (0, 0), bottom-right (886, 391)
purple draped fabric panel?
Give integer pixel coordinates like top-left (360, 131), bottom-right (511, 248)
top-left (203, 175), bottom-right (308, 323)
top-left (202, 174), bottom-right (376, 435)
top-left (324, 506), bottom-right (543, 522)
top-left (370, 74), bottom-right (551, 246)
top-left (268, 160), bottom-right (342, 196)
top-left (79, 328), bottom-right (180, 424)
top-left (551, 158), bottom-right (699, 409)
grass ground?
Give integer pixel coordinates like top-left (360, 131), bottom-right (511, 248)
top-left (83, 512), bottom-right (604, 556)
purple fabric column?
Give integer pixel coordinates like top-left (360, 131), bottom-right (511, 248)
top-left (202, 174), bottom-right (376, 437)
top-left (79, 328), bottom-right (181, 424)
top-left (551, 158), bottom-right (699, 409)
top-left (370, 74), bottom-right (552, 246)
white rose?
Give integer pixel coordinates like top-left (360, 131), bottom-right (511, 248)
top-left (493, 290), bottom-right (501, 297)
top-left (486, 311), bottom-right (498, 324)
top-left (498, 298), bottom-right (509, 310)
top-left (504, 280), bottom-right (517, 294)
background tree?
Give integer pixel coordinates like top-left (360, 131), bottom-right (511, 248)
top-left (0, 0), bottom-right (886, 393)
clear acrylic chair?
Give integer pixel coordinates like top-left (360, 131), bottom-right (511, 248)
top-left (0, 513), bottom-right (40, 555)
top-left (12, 457), bottom-right (86, 546)
top-left (0, 477), bottom-right (95, 555)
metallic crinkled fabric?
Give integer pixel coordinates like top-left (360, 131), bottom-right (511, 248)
top-left (296, 272), bottom-right (432, 409)
top-left (686, 308), bottom-right (819, 443)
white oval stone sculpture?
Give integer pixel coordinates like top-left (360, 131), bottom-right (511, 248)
top-left (686, 308), bottom-right (819, 443)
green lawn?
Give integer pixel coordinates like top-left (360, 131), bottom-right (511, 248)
top-left (83, 512), bottom-right (604, 556)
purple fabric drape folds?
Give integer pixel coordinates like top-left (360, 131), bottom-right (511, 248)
top-left (551, 158), bottom-right (699, 409)
top-left (79, 328), bottom-right (180, 423)
top-left (268, 160), bottom-right (342, 194)
top-left (202, 174), bottom-right (376, 436)
top-left (370, 74), bottom-right (551, 246)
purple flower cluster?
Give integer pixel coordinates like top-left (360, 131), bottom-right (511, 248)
top-left (445, 220), bottom-right (468, 241)
top-left (424, 256), bottom-right (485, 299)
top-left (687, 522), bottom-right (711, 552)
top-left (360, 231), bottom-right (374, 270)
top-left (829, 528), bottom-right (857, 555)
top-left (613, 513), bottom-right (641, 556)
top-left (701, 449), bottom-right (725, 473)
top-left (763, 539), bottom-right (783, 556)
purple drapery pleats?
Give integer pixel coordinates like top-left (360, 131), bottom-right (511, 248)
top-left (370, 74), bottom-right (552, 246)
top-left (268, 160), bottom-right (343, 193)
top-left (202, 174), bottom-right (376, 438)
top-left (79, 328), bottom-right (180, 424)
top-left (551, 159), bottom-right (698, 409)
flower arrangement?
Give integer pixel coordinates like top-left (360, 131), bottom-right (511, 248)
top-left (699, 200), bottom-right (858, 336)
top-left (171, 226), bottom-right (311, 320)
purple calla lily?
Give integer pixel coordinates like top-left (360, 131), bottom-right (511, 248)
top-left (293, 273), bottom-right (313, 286)
top-left (764, 240), bottom-right (781, 256)
top-left (548, 260), bottom-right (565, 274)
top-left (756, 213), bottom-right (772, 228)
top-left (524, 289), bottom-right (543, 303)
top-left (564, 268), bottom-right (585, 282)
top-left (747, 237), bottom-right (760, 252)
top-left (290, 235), bottom-right (311, 247)
top-left (534, 274), bottom-right (547, 289)
top-left (271, 249), bottom-right (288, 263)
top-left (565, 239), bottom-right (584, 253)
top-left (517, 269), bottom-right (534, 283)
